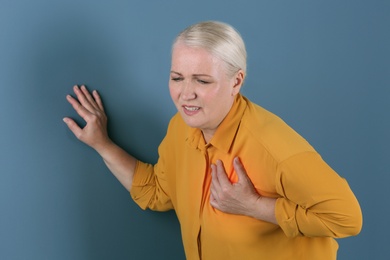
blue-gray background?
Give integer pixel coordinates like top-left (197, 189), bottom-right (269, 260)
top-left (0, 0), bottom-right (388, 259)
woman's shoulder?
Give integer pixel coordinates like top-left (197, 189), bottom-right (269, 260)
top-left (165, 112), bottom-right (194, 140)
top-left (241, 97), bottom-right (316, 162)
top-left (168, 112), bottom-right (187, 130)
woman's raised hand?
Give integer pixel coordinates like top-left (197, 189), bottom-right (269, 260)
top-left (63, 85), bottom-right (112, 152)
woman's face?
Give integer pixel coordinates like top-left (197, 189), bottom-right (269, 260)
top-left (169, 42), bottom-right (243, 141)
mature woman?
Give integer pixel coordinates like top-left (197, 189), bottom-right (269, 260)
top-left (63, 21), bottom-right (362, 259)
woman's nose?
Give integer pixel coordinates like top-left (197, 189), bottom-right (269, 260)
top-left (181, 82), bottom-right (196, 100)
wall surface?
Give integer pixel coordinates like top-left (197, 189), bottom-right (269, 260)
top-left (0, 0), bottom-right (389, 259)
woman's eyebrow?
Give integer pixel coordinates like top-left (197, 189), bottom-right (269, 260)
top-left (193, 74), bottom-right (213, 78)
top-left (170, 71), bottom-right (212, 78)
top-left (170, 71), bottom-right (182, 75)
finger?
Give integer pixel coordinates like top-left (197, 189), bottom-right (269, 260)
top-left (210, 186), bottom-right (218, 203)
top-left (80, 85), bottom-right (100, 111)
top-left (73, 85), bottom-right (97, 112)
top-left (233, 157), bottom-right (250, 184)
top-left (209, 192), bottom-right (219, 209)
top-left (63, 117), bottom-right (82, 138)
top-left (215, 160), bottom-right (232, 186)
top-left (210, 192), bottom-right (215, 202)
top-left (66, 94), bottom-right (92, 120)
top-left (92, 90), bottom-right (105, 112)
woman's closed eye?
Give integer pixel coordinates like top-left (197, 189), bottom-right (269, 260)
top-left (171, 77), bottom-right (184, 82)
top-left (197, 79), bottom-right (211, 84)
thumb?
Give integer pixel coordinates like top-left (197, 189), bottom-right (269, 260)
top-left (233, 157), bottom-right (249, 183)
top-left (63, 117), bottom-right (82, 138)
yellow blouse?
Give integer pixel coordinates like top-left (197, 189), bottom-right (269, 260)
top-left (130, 94), bottom-right (362, 260)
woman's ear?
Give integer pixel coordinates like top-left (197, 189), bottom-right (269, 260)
top-left (232, 70), bottom-right (245, 96)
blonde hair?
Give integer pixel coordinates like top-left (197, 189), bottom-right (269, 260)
top-left (173, 21), bottom-right (247, 79)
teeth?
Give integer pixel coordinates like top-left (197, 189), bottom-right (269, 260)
top-left (184, 106), bottom-right (200, 111)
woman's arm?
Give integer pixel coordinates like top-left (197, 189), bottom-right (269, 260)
top-left (63, 85), bottom-right (136, 191)
top-left (209, 155), bottom-right (362, 238)
top-left (274, 152), bottom-right (362, 238)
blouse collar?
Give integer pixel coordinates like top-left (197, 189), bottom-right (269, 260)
top-left (186, 94), bottom-right (247, 153)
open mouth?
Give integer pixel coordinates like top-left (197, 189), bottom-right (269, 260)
top-left (184, 106), bottom-right (200, 111)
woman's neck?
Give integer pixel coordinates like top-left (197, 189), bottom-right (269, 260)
top-left (202, 131), bottom-right (214, 144)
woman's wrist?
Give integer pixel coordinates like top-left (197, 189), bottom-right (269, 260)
top-left (94, 138), bottom-right (116, 159)
top-left (249, 196), bottom-right (278, 225)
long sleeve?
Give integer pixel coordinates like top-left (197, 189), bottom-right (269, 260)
top-left (130, 144), bottom-right (174, 212)
top-left (275, 152), bottom-right (363, 238)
